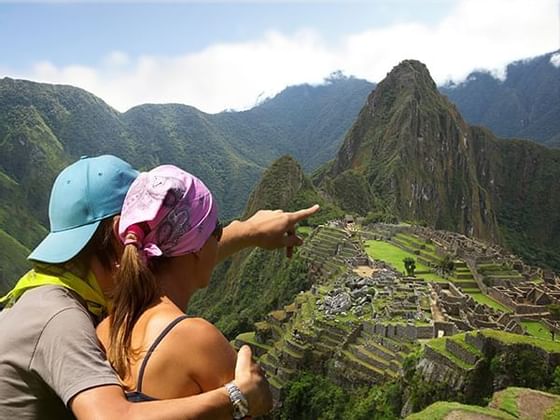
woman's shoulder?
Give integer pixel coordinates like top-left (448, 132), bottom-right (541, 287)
top-left (166, 316), bottom-right (231, 350)
top-left (149, 315), bottom-right (236, 393)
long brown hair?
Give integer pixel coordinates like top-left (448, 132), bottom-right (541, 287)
top-left (107, 239), bottom-right (161, 379)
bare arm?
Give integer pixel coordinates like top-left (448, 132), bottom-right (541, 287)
top-left (217, 204), bottom-right (320, 262)
top-left (71, 385), bottom-right (232, 420)
top-left (70, 345), bottom-right (270, 420)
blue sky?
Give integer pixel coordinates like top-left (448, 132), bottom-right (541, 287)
top-left (1, 2), bottom-right (456, 70)
top-left (0, 1), bottom-right (558, 112)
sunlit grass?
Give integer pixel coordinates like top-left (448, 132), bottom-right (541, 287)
top-left (364, 239), bottom-right (447, 282)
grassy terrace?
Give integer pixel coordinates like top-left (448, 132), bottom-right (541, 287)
top-left (468, 292), bottom-right (511, 312)
top-left (493, 388), bottom-right (521, 418)
top-left (453, 334), bottom-right (483, 357)
top-left (522, 321), bottom-right (552, 340)
top-left (406, 401), bottom-right (516, 420)
top-left (425, 337), bottom-right (475, 370)
top-left (236, 332), bottom-right (272, 351)
top-left (398, 233), bottom-right (439, 255)
top-left (480, 329), bottom-right (560, 352)
top-left (296, 226), bottom-right (313, 236)
top-left (364, 240), bottom-right (447, 282)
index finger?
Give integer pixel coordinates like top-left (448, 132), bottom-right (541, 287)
top-left (287, 204), bottom-right (320, 224)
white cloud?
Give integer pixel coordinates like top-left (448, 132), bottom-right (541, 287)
top-left (551, 52), bottom-right (560, 68)
top-left (5, 0), bottom-right (558, 113)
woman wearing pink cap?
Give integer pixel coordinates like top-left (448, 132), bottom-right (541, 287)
top-left (96, 165), bottom-right (317, 416)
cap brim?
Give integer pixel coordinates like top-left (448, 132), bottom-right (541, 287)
top-left (28, 220), bottom-right (101, 263)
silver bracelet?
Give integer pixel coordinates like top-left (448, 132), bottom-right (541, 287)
top-left (224, 381), bottom-right (249, 419)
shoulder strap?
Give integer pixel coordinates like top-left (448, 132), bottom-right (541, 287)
top-left (136, 314), bottom-right (191, 393)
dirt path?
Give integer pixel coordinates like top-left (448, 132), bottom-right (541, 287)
top-left (516, 389), bottom-right (559, 419)
top-left (444, 411), bottom-right (501, 420)
top-left (429, 285), bottom-right (446, 322)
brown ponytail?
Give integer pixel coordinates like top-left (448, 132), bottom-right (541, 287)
top-left (108, 242), bottom-right (160, 379)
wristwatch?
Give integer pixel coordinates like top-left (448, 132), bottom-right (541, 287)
top-left (224, 381), bottom-right (250, 419)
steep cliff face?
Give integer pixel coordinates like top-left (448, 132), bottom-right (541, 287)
top-left (324, 60), bottom-right (560, 268)
top-left (470, 131), bottom-right (560, 267)
top-left (326, 60), bottom-right (499, 241)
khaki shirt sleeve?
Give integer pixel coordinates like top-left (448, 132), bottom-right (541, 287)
top-left (30, 306), bottom-right (121, 405)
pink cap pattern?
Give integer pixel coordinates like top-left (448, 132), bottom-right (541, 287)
top-left (118, 165), bottom-right (218, 260)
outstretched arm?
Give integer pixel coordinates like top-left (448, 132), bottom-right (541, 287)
top-left (217, 204), bottom-right (320, 262)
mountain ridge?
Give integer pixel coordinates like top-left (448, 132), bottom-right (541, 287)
top-left (322, 59), bottom-right (560, 269)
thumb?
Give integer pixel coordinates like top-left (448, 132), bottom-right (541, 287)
top-left (235, 345), bottom-right (253, 377)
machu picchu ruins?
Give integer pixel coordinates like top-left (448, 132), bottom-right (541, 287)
top-left (232, 220), bottom-right (560, 416)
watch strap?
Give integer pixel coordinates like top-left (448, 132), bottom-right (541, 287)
top-left (225, 381), bottom-right (249, 419)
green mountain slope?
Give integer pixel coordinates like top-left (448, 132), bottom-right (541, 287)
top-left (0, 76), bottom-right (369, 289)
top-left (188, 155), bottom-right (343, 338)
top-left (321, 60), bottom-right (560, 269)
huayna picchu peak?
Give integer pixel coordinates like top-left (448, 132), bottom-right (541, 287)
top-left (320, 59), bottom-right (560, 270)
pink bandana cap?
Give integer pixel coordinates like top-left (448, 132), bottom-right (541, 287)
top-left (118, 165), bottom-right (218, 261)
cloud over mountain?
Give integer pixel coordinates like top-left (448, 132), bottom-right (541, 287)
top-left (6, 0), bottom-right (557, 113)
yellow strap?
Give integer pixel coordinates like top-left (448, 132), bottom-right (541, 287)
top-left (0, 269), bottom-right (107, 318)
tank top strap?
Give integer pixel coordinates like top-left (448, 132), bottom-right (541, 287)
top-left (136, 314), bottom-right (191, 393)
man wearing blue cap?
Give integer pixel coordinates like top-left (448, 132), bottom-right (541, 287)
top-left (0, 155), bottom-right (319, 419)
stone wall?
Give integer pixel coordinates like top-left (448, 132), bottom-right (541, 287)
top-left (364, 322), bottom-right (435, 341)
top-left (445, 339), bottom-right (479, 365)
top-left (424, 345), bottom-right (468, 372)
top-left (465, 332), bottom-right (485, 352)
top-left (488, 287), bottom-right (515, 309)
top-left (434, 321), bottom-right (458, 336)
top-left (417, 357), bottom-right (468, 391)
top-left (515, 304), bottom-right (548, 315)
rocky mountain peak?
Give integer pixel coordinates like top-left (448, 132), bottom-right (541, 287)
top-left (367, 59), bottom-right (439, 117)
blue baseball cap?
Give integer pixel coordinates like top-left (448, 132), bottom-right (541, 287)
top-left (28, 155), bottom-right (139, 263)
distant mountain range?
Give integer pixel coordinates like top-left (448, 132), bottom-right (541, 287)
top-left (1, 51), bottom-right (559, 292)
top-left (441, 50), bottom-right (560, 148)
top-left (0, 73), bottom-right (372, 292)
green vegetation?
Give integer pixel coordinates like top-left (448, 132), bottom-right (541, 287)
top-left (280, 372), bottom-right (401, 420)
top-left (406, 401), bottom-right (515, 420)
top-left (522, 321), bottom-right (552, 340)
top-left (545, 402), bottom-right (560, 420)
top-left (0, 76), bottom-right (371, 289)
top-left (403, 257), bottom-right (416, 276)
top-left (468, 292), bottom-right (511, 312)
top-left (425, 337), bottom-right (475, 370)
top-left (190, 250), bottom-right (310, 339)
top-left (0, 228), bottom-right (31, 294)
top-left (481, 329), bottom-right (560, 353)
top-left (364, 240), bottom-right (447, 282)
top-left (494, 387), bottom-right (520, 417)
top-left (296, 226), bottom-right (312, 236)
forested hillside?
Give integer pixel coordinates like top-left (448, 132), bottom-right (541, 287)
top-left (0, 75), bottom-right (371, 292)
